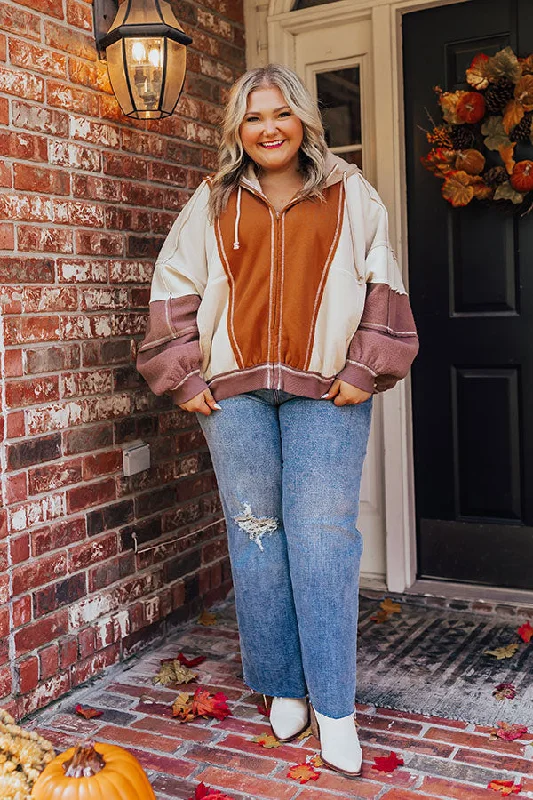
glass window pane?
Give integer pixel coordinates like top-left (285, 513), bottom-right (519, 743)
top-left (316, 67), bottom-right (361, 149)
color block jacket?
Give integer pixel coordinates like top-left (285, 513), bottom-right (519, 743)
top-left (137, 152), bottom-right (418, 404)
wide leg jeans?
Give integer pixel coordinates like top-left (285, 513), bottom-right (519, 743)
top-left (196, 388), bottom-right (372, 718)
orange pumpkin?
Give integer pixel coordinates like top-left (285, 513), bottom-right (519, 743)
top-left (456, 91), bottom-right (485, 124)
top-left (31, 742), bottom-right (156, 800)
top-left (510, 160), bottom-right (533, 192)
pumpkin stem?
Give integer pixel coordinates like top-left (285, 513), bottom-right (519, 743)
top-left (63, 742), bottom-right (106, 778)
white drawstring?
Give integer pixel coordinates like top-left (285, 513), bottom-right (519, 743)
top-left (343, 171), bottom-right (362, 280)
top-left (233, 185), bottom-right (242, 250)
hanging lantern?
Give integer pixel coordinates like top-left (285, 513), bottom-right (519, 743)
top-left (94, 0), bottom-right (192, 120)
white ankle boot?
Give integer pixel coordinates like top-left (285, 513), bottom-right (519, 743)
top-left (268, 696), bottom-right (309, 741)
top-left (311, 706), bottom-right (362, 778)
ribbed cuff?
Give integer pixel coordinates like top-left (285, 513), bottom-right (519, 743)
top-left (170, 373), bottom-right (209, 405)
top-left (336, 363), bottom-right (376, 394)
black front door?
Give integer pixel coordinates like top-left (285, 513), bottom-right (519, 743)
top-left (404, 0), bottom-right (533, 589)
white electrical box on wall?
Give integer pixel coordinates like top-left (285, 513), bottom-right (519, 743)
top-left (123, 442), bottom-right (150, 476)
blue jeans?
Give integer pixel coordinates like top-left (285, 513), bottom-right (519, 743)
top-left (196, 389), bottom-right (372, 718)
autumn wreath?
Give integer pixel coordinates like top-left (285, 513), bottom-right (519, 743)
top-left (422, 46), bottom-right (533, 209)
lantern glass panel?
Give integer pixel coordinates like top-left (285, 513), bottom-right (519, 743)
top-left (106, 38), bottom-right (134, 116)
top-left (125, 36), bottom-right (164, 114)
top-left (161, 38), bottom-right (187, 115)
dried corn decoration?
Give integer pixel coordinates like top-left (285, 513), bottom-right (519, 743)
top-left (0, 709), bottom-right (55, 800)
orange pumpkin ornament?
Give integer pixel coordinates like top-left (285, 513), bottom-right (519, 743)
top-left (456, 91), bottom-right (485, 124)
top-left (31, 741), bottom-right (156, 800)
top-left (510, 160), bottom-right (533, 192)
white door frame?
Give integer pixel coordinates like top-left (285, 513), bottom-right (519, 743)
top-left (243, 0), bottom-right (469, 592)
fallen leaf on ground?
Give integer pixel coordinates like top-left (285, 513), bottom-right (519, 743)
top-left (252, 732), bottom-right (281, 748)
top-left (188, 782), bottom-right (235, 800)
top-left (297, 725), bottom-right (313, 740)
top-left (287, 763), bottom-right (320, 784)
top-left (75, 704), bottom-right (103, 719)
top-left (191, 687), bottom-right (231, 720)
top-left (484, 644), bottom-right (520, 660)
top-left (155, 660), bottom-right (197, 686)
top-left (178, 652), bottom-right (207, 668)
top-left (256, 703), bottom-right (270, 717)
top-left (380, 598), bottom-right (402, 615)
top-left (490, 722), bottom-right (529, 741)
top-left (492, 683), bottom-right (516, 701)
top-left (198, 609), bottom-right (217, 626)
top-left (172, 691), bottom-right (195, 722)
top-left (308, 754), bottom-right (323, 767)
top-left (370, 609), bottom-right (390, 623)
top-left (517, 621), bottom-right (533, 643)
top-left (488, 779), bottom-right (522, 795)
top-left (372, 751), bottom-right (404, 772)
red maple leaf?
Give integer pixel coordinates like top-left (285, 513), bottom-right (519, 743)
top-left (257, 703), bottom-right (270, 717)
top-left (191, 687), bottom-right (231, 721)
top-left (189, 783), bottom-right (234, 800)
top-left (517, 621), bottom-right (533, 643)
top-left (178, 651), bottom-right (207, 668)
top-left (488, 779), bottom-right (522, 796)
top-left (75, 704), bottom-right (103, 719)
top-left (287, 763), bottom-right (320, 784)
top-left (372, 751), bottom-right (404, 772)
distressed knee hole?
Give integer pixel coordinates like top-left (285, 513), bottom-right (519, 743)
top-left (233, 502), bottom-right (278, 552)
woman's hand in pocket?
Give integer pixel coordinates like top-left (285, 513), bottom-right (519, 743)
top-left (322, 379), bottom-right (372, 406)
top-left (174, 389), bottom-right (221, 416)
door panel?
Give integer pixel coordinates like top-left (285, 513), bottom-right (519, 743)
top-left (404, 0), bottom-right (533, 589)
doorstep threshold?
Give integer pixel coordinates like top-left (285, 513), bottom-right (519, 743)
top-left (406, 578), bottom-right (533, 610)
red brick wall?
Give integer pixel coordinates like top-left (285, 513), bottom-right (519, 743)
top-left (0, 0), bottom-right (244, 719)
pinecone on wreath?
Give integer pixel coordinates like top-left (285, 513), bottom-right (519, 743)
top-left (484, 77), bottom-right (515, 114)
top-left (451, 124), bottom-right (477, 150)
top-left (483, 166), bottom-right (508, 187)
top-left (509, 110), bottom-right (533, 142)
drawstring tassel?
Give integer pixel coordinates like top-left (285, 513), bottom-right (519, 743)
top-left (233, 185), bottom-right (242, 250)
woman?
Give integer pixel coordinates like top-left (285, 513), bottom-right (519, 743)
top-left (138, 64), bottom-right (418, 778)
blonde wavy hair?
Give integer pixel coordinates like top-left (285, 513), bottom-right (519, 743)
top-left (208, 64), bottom-right (329, 219)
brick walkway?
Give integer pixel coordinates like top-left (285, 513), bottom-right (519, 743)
top-left (30, 599), bottom-right (533, 800)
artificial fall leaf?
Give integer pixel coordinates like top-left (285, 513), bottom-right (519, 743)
top-left (421, 147), bottom-right (456, 177)
top-left (488, 779), bottom-right (522, 796)
top-left (256, 704), bottom-right (270, 717)
top-left (484, 643), bottom-right (520, 660)
top-left (188, 783), bottom-right (235, 800)
top-left (520, 55), bottom-right (533, 75)
top-left (198, 609), bottom-right (217, 626)
top-left (178, 651), bottom-right (207, 668)
top-left (497, 143), bottom-right (516, 176)
top-left (297, 725), bottom-right (313, 741)
top-left (435, 87), bottom-right (463, 125)
top-left (492, 682), bottom-right (517, 701)
top-left (191, 687), bottom-right (231, 721)
top-left (472, 181), bottom-right (494, 201)
top-left (503, 99), bottom-right (525, 135)
top-left (481, 116), bottom-right (512, 151)
top-left (309, 754), bottom-right (324, 767)
top-left (380, 598), bottom-right (402, 615)
top-left (455, 148), bottom-right (485, 175)
top-left (514, 75), bottom-right (533, 111)
top-left (75, 704), bottom-right (103, 719)
top-left (172, 691), bottom-right (195, 722)
top-left (442, 170), bottom-right (475, 207)
top-left (490, 722), bottom-right (529, 741)
top-left (154, 660), bottom-right (197, 686)
top-left (372, 751), bottom-right (404, 773)
top-left (252, 732), bottom-right (281, 749)
top-left (466, 52), bottom-right (491, 90)
top-left (485, 47), bottom-right (521, 83)
top-left (370, 609), bottom-right (390, 624)
top-left (287, 763), bottom-right (320, 784)
top-left (517, 621), bottom-right (533, 643)
top-left (494, 182), bottom-right (525, 204)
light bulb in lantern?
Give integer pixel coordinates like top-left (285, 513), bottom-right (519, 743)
top-left (131, 40), bottom-right (147, 62)
top-left (148, 47), bottom-right (161, 68)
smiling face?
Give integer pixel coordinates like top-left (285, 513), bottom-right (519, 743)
top-left (239, 85), bottom-right (304, 175)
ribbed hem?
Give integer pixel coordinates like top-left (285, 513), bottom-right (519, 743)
top-left (206, 363), bottom-right (335, 401)
top-left (170, 373), bottom-right (209, 405)
top-left (335, 362), bottom-right (376, 394)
